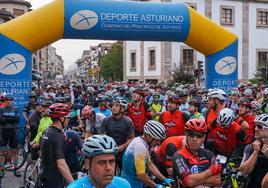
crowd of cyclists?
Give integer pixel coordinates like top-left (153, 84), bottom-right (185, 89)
top-left (0, 80), bottom-right (267, 188)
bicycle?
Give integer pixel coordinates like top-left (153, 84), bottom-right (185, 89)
top-left (23, 158), bottom-right (41, 188)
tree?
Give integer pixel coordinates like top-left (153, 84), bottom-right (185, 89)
top-left (99, 42), bottom-right (123, 81)
top-left (250, 61), bottom-right (268, 85)
top-left (172, 67), bottom-right (195, 85)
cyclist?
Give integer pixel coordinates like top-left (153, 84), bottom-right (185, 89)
top-left (127, 88), bottom-right (152, 136)
top-left (82, 105), bottom-right (106, 138)
top-left (160, 94), bottom-right (190, 137)
top-left (188, 98), bottom-right (205, 121)
top-left (151, 135), bottom-right (186, 177)
top-left (94, 95), bottom-right (112, 117)
top-left (173, 119), bottom-right (221, 188)
top-left (150, 92), bottom-right (166, 122)
top-left (122, 120), bottom-right (174, 188)
top-left (251, 100), bottom-right (262, 117)
top-left (239, 114), bottom-right (268, 188)
top-left (101, 97), bottom-right (134, 173)
top-left (238, 99), bottom-right (256, 143)
top-left (67, 135), bottom-right (131, 188)
top-left (39, 103), bottom-right (74, 188)
top-left (205, 88), bottom-right (227, 139)
top-left (205, 108), bottom-right (248, 158)
top-left (23, 92), bottom-right (37, 129)
top-left (0, 94), bottom-right (21, 177)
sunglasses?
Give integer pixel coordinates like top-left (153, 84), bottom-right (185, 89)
top-left (256, 124), bottom-right (268, 130)
top-left (186, 131), bottom-right (205, 138)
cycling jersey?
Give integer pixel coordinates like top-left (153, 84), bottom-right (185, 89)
top-left (69, 104), bottom-right (80, 127)
top-left (190, 112), bottom-right (205, 121)
top-left (121, 136), bottom-right (150, 188)
top-left (173, 146), bottom-right (214, 188)
top-left (94, 107), bottom-right (112, 117)
top-left (0, 105), bottom-right (20, 128)
top-left (33, 117), bottom-right (53, 143)
top-left (67, 175), bottom-right (131, 188)
top-left (29, 111), bottom-right (43, 141)
top-left (241, 144), bottom-right (268, 188)
top-left (127, 99), bottom-right (151, 133)
top-left (85, 113), bottom-right (106, 134)
top-left (157, 136), bottom-right (185, 167)
top-left (150, 103), bottom-right (166, 121)
top-left (205, 109), bottom-right (218, 139)
top-left (179, 102), bottom-right (190, 114)
top-left (40, 126), bottom-right (65, 188)
top-left (101, 115), bottom-right (134, 147)
top-left (160, 110), bottom-right (189, 137)
top-left (239, 113), bottom-right (255, 143)
top-left (214, 121), bottom-right (247, 156)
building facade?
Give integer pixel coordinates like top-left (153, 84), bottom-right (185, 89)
top-left (124, 0), bottom-right (268, 83)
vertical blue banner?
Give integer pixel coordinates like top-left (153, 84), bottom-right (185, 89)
top-left (0, 34), bottom-right (32, 142)
top-left (206, 40), bottom-right (238, 92)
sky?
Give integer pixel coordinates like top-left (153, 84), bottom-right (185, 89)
top-left (28, 0), bottom-right (113, 71)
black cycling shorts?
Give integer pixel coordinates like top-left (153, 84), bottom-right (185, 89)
top-left (2, 128), bottom-right (17, 149)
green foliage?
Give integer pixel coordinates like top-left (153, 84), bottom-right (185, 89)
top-left (99, 42), bottom-right (123, 81)
top-left (251, 61), bottom-right (268, 84)
top-left (172, 68), bottom-right (195, 85)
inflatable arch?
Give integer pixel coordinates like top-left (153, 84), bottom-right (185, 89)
top-left (0, 0), bottom-right (238, 109)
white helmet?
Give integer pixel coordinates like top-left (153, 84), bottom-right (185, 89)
top-left (255, 114), bottom-right (268, 128)
top-left (82, 135), bottom-right (118, 157)
top-left (144, 120), bottom-right (166, 140)
top-left (243, 88), bottom-right (253, 96)
top-left (113, 97), bottom-right (128, 109)
top-left (264, 88), bottom-right (268, 95)
top-left (208, 89), bottom-right (227, 101)
top-left (251, 101), bottom-right (261, 112)
top-left (217, 108), bottom-right (235, 128)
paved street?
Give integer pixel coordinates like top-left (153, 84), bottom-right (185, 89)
top-left (2, 168), bottom-right (24, 188)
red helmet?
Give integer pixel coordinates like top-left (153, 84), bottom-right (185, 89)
top-left (239, 99), bottom-right (251, 109)
top-left (49, 103), bottom-right (70, 119)
top-left (82, 105), bottom-right (94, 119)
top-left (133, 89), bottom-right (145, 97)
top-left (185, 119), bottom-right (207, 133)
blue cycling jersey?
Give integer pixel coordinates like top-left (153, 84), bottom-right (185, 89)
top-left (94, 107), bottom-right (112, 117)
top-left (67, 175), bottom-right (131, 188)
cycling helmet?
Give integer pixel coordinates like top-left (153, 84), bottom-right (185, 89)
top-left (82, 105), bottom-right (94, 119)
top-left (49, 103), bottom-right (70, 119)
top-left (97, 95), bottom-right (107, 102)
top-left (255, 114), bottom-right (268, 128)
top-left (133, 88), bottom-right (145, 97)
top-left (152, 92), bottom-right (161, 100)
top-left (144, 120), bottom-right (166, 140)
top-left (168, 94), bottom-right (181, 104)
top-left (230, 89), bottom-right (240, 96)
top-left (243, 88), bottom-right (253, 96)
top-left (239, 99), bottom-right (252, 109)
top-left (87, 86), bottom-right (95, 93)
top-left (202, 96), bottom-right (209, 104)
top-left (217, 108), bottom-right (235, 128)
top-left (251, 101), bottom-right (261, 112)
top-left (82, 135), bottom-right (118, 157)
top-left (188, 98), bottom-right (200, 107)
top-left (41, 100), bottom-right (52, 107)
top-left (113, 97), bottom-right (128, 109)
top-left (264, 88), bottom-right (268, 95)
top-left (208, 89), bottom-right (227, 101)
top-left (182, 88), bottom-right (189, 97)
top-left (185, 119), bottom-right (207, 133)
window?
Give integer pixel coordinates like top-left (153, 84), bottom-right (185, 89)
top-left (220, 6), bottom-right (235, 26)
top-left (130, 51), bottom-right (136, 71)
top-left (13, 9), bottom-right (24, 17)
top-left (149, 48), bottom-right (156, 70)
top-left (1, 8), bottom-right (6, 11)
top-left (257, 9), bottom-right (268, 28)
top-left (182, 49), bottom-right (194, 66)
top-left (257, 50), bottom-right (268, 67)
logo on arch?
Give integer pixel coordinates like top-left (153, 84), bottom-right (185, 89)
top-left (0, 53), bottom-right (26, 75)
top-left (70, 10), bottom-right (98, 30)
top-left (215, 56), bottom-right (237, 75)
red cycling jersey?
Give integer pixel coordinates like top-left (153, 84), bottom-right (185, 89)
top-left (206, 109), bottom-right (218, 140)
top-left (157, 136), bottom-right (185, 167)
top-left (214, 121), bottom-right (247, 156)
top-left (173, 146), bottom-right (214, 187)
top-left (240, 113), bottom-right (255, 143)
top-left (160, 110), bottom-right (187, 137)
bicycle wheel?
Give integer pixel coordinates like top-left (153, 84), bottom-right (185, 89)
top-left (23, 161), bottom-right (38, 188)
top-left (16, 144), bottom-right (28, 170)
